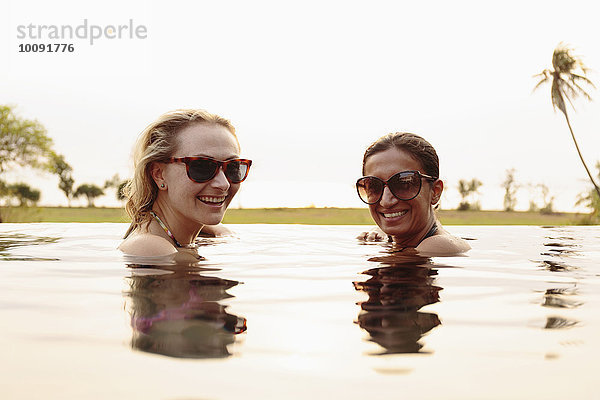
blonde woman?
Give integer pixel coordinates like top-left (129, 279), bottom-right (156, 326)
top-left (119, 109), bottom-right (251, 258)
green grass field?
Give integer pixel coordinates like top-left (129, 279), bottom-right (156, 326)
top-left (0, 206), bottom-right (130, 223)
top-left (0, 206), bottom-right (595, 225)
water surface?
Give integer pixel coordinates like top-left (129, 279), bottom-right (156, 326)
top-left (0, 223), bottom-right (598, 399)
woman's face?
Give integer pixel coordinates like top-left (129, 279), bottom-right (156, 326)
top-left (363, 147), bottom-right (442, 246)
top-left (157, 122), bottom-right (241, 227)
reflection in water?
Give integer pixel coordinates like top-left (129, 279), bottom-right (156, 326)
top-left (354, 252), bottom-right (441, 355)
top-left (544, 316), bottom-right (579, 330)
top-left (537, 260), bottom-right (577, 272)
top-left (540, 234), bottom-right (580, 258)
top-left (542, 288), bottom-right (582, 309)
top-left (0, 233), bottom-right (59, 261)
top-left (124, 265), bottom-right (246, 359)
top-left (538, 228), bottom-right (582, 330)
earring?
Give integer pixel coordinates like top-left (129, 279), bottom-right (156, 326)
top-left (160, 183), bottom-right (165, 188)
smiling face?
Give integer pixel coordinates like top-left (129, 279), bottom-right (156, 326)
top-left (153, 122), bottom-right (241, 228)
top-left (363, 147), bottom-right (443, 246)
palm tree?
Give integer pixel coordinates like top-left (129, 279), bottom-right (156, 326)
top-left (533, 43), bottom-right (600, 199)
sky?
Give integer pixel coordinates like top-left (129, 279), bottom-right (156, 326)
top-left (1, 0), bottom-right (600, 212)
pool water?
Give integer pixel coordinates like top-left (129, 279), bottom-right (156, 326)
top-left (0, 223), bottom-right (598, 399)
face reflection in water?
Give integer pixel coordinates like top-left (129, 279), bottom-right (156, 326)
top-left (353, 252), bottom-right (442, 354)
top-left (1, 222), bottom-right (598, 399)
top-left (124, 265), bottom-right (246, 359)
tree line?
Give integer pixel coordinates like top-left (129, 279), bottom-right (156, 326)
top-left (0, 105), bottom-right (127, 218)
top-left (1, 44), bottom-right (598, 221)
top-left (457, 170), bottom-right (557, 213)
top-left (1, 103), bottom-right (598, 220)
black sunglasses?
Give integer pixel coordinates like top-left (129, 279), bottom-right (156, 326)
top-left (166, 156), bottom-right (252, 184)
top-left (356, 170), bottom-right (437, 204)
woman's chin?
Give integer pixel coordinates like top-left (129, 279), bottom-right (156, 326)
top-left (380, 226), bottom-right (414, 243)
top-left (201, 215), bottom-right (225, 226)
top-left (378, 222), bottom-right (407, 238)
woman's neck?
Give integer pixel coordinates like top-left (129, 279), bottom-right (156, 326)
top-left (150, 202), bottom-right (203, 248)
top-left (390, 213), bottom-right (437, 248)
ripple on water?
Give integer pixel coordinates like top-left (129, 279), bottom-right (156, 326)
top-left (0, 233), bottom-right (60, 261)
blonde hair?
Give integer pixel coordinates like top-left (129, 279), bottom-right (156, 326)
top-left (123, 109), bottom-right (238, 238)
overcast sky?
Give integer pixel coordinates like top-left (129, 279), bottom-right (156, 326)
top-left (2, 0), bottom-right (600, 211)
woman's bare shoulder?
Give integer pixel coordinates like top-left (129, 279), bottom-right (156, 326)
top-left (118, 233), bottom-right (177, 256)
top-left (416, 233), bottom-right (471, 256)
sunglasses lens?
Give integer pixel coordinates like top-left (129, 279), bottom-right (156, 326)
top-left (389, 172), bottom-right (420, 200)
top-left (224, 160), bottom-right (249, 183)
top-left (187, 159), bottom-right (219, 182)
top-left (357, 177), bottom-right (384, 204)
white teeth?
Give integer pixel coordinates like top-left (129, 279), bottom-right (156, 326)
top-left (383, 210), bottom-right (407, 218)
top-left (198, 196), bottom-right (226, 203)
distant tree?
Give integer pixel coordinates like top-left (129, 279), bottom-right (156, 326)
top-left (0, 105), bottom-right (62, 222)
top-left (74, 184), bottom-right (104, 207)
top-left (576, 161), bottom-right (600, 221)
top-left (527, 201), bottom-right (538, 213)
top-left (457, 178), bottom-right (482, 211)
top-left (538, 184), bottom-right (555, 214)
top-left (0, 105), bottom-right (55, 173)
top-left (104, 174), bottom-right (120, 189)
top-left (0, 180), bottom-right (5, 222)
top-left (527, 183), bottom-right (555, 214)
top-left (0, 179), bottom-right (8, 208)
top-left (502, 169), bottom-right (519, 211)
top-left (533, 43), bottom-right (600, 199)
top-left (7, 183), bottom-right (41, 207)
top-left (104, 174), bottom-right (128, 201)
top-left (50, 153), bottom-right (74, 206)
top-left (527, 183), bottom-right (539, 212)
top-left (116, 181), bottom-right (128, 201)
top-left (0, 179), bottom-right (7, 197)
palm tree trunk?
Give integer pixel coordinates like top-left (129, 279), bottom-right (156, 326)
top-left (563, 113), bottom-right (600, 199)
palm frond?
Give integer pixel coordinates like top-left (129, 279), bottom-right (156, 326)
top-left (533, 69), bottom-right (551, 79)
top-left (550, 80), bottom-right (567, 115)
top-left (532, 75), bottom-right (550, 92)
top-left (563, 90), bottom-right (576, 110)
top-left (570, 72), bottom-right (596, 89)
top-left (552, 49), bottom-right (575, 73)
top-left (538, 43), bottom-right (595, 114)
top-left (570, 80), bottom-right (593, 101)
top-left (561, 79), bottom-right (580, 100)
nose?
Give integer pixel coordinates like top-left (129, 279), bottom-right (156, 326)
top-left (209, 166), bottom-right (231, 190)
top-left (378, 185), bottom-right (398, 207)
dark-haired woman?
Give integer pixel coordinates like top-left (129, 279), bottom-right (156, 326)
top-left (356, 132), bottom-right (469, 255)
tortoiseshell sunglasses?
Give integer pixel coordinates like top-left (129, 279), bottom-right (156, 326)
top-left (165, 157), bottom-right (252, 184)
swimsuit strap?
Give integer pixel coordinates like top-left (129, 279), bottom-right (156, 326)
top-left (420, 222), bottom-right (438, 244)
top-left (149, 211), bottom-right (198, 249)
top-left (387, 222), bottom-right (439, 248)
